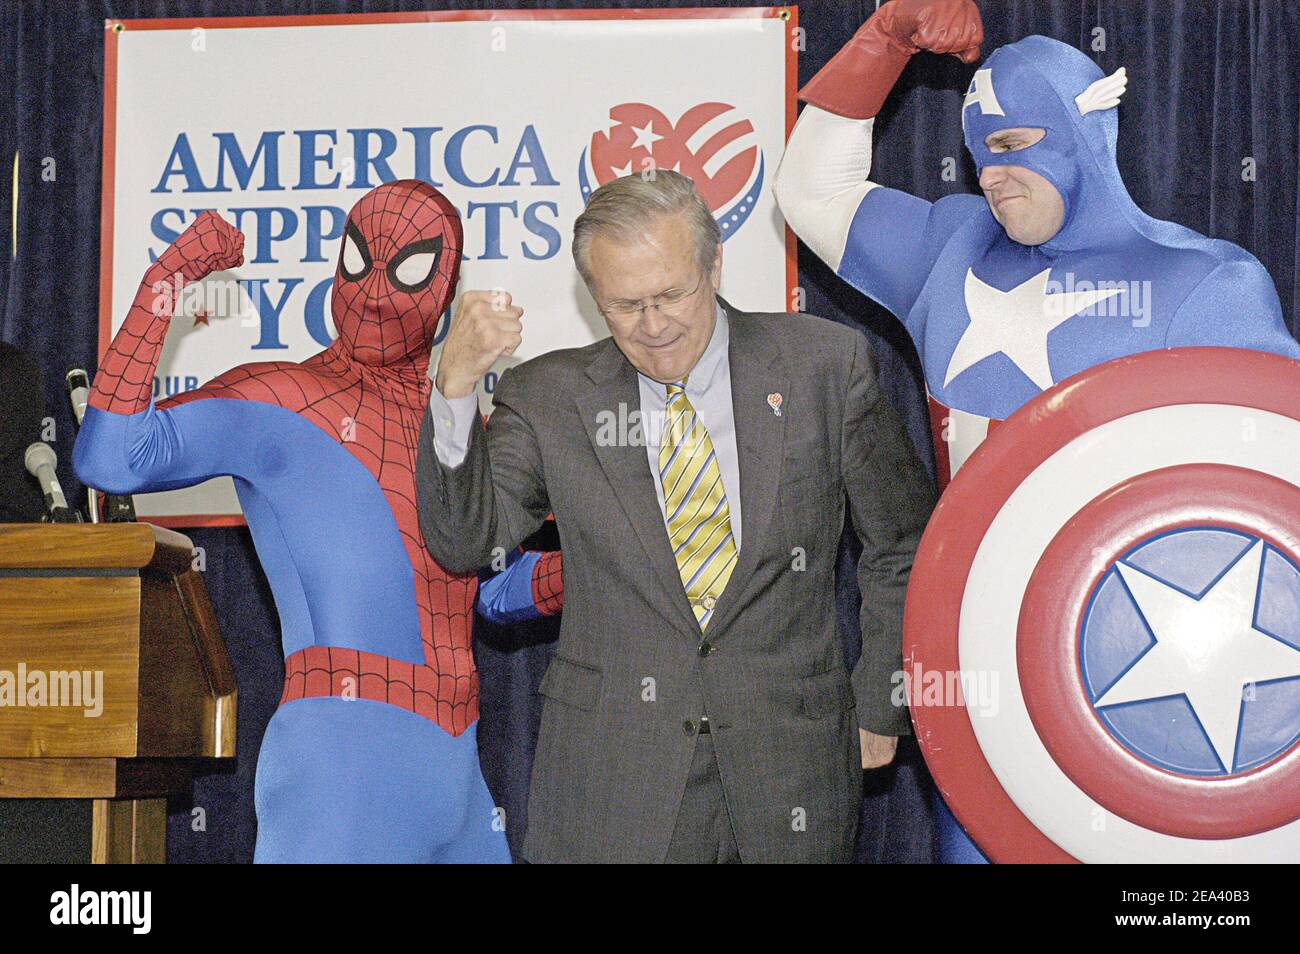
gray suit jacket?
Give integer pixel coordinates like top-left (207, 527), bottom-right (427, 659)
top-left (417, 298), bottom-right (935, 863)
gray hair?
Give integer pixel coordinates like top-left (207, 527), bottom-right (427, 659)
top-left (572, 170), bottom-right (721, 285)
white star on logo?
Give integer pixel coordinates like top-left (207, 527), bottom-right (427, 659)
top-left (611, 162), bottom-right (633, 177)
top-left (944, 268), bottom-right (1122, 390)
top-left (1096, 540), bottom-right (1300, 772)
top-left (630, 121), bottom-right (664, 153)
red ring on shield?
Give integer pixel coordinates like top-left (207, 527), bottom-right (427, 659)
top-left (1018, 462), bottom-right (1300, 840)
top-left (904, 347), bottom-right (1300, 863)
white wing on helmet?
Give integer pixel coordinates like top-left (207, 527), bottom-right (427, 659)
top-left (1075, 66), bottom-right (1128, 116)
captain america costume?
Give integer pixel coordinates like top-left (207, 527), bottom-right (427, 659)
top-left (75, 180), bottom-right (560, 862)
top-left (776, 13), bottom-right (1300, 862)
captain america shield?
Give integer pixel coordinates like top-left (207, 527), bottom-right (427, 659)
top-left (903, 346), bottom-right (1300, 863)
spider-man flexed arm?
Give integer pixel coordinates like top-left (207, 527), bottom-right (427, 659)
top-left (92, 212), bottom-right (244, 416)
top-left (75, 213), bottom-right (250, 494)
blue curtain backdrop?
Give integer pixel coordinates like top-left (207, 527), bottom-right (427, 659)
top-left (2, 0), bottom-right (1297, 863)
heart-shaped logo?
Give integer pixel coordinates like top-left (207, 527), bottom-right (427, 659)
top-left (589, 103), bottom-right (759, 213)
top-left (767, 392), bottom-right (783, 416)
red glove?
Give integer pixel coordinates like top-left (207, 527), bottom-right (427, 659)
top-left (800, 0), bottom-right (984, 119)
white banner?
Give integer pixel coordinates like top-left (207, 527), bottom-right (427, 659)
top-left (100, 8), bottom-right (796, 524)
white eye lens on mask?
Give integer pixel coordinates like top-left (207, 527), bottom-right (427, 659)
top-left (393, 252), bottom-right (437, 289)
top-left (387, 236), bottom-right (444, 292)
top-left (341, 230), bottom-right (368, 279)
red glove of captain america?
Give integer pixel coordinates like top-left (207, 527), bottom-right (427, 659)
top-left (800, 0), bottom-right (984, 119)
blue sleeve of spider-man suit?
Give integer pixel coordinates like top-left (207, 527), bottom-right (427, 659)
top-left (477, 548), bottom-right (546, 624)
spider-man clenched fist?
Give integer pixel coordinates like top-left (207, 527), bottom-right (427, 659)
top-left (154, 210), bottom-right (245, 283)
top-left (76, 181), bottom-right (559, 862)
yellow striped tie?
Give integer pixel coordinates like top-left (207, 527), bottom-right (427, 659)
top-left (659, 381), bottom-right (738, 630)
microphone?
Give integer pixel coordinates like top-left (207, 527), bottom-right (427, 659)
top-left (24, 442), bottom-right (80, 523)
top-left (67, 367), bottom-right (137, 523)
top-left (66, 368), bottom-right (90, 427)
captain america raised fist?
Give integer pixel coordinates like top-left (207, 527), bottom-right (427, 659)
top-left (800, 0), bottom-right (984, 120)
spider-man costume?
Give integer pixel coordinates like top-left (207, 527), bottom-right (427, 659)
top-left (75, 180), bottom-right (562, 862)
top-left (775, 5), bottom-right (1300, 863)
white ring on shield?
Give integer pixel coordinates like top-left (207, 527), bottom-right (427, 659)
top-left (959, 403), bottom-right (1300, 862)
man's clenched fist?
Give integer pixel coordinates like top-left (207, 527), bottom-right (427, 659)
top-left (435, 290), bottom-right (524, 399)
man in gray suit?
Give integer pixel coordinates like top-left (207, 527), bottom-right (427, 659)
top-left (417, 171), bottom-right (935, 863)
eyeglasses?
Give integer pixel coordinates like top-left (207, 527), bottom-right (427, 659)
top-left (600, 274), bottom-right (707, 321)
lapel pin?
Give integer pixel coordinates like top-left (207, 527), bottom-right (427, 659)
top-left (766, 392), bottom-right (783, 417)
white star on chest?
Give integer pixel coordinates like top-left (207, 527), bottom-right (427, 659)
top-left (943, 267), bottom-right (1122, 390)
top-left (1095, 540), bottom-right (1300, 773)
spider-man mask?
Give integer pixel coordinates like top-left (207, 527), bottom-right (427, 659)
top-left (331, 179), bottom-right (463, 366)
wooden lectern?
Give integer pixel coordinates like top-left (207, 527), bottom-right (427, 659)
top-left (0, 523), bottom-right (236, 863)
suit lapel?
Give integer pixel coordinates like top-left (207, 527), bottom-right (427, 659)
top-left (707, 299), bottom-right (787, 637)
top-left (574, 301), bottom-right (787, 641)
top-left (576, 340), bottom-right (701, 637)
